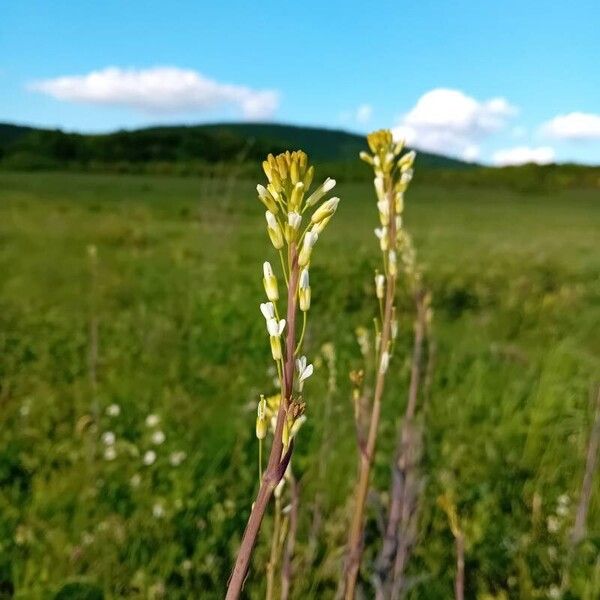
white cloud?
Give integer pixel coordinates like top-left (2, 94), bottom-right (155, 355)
top-left (355, 104), bottom-right (373, 124)
top-left (393, 88), bottom-right (517, 157)
top-left (492, 146), bottom-right (555, 166)
top-left (28, 66), bottom-right (279, 120)
top-left (339, 103), bottom-right (373, 125)
top-left (541, 112), bottom-right (600, 140)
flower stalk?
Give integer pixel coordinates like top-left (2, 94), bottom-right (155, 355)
top-left (226, 151), bottom-right (339, 599)
top-left (342, 130), bottom-right (416, 598)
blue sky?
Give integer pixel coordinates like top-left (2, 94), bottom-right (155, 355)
top-left (2, 0), bottom-right (599, 165)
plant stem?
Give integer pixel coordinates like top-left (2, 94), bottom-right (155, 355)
top-left (226, 247), bottom-right (300, 600)
top-left (572, 385), bottom-right (600, 544)
top-left (376, 291), bottom-right (427, 598)
top-left (455, 531), bottom-right (465, 600)
top-left (342, 187), bottom-right (397, 599)
top-left (266, 496), bottom-right (282, 600)
top-left (280, 475), bottom-right (299, 600)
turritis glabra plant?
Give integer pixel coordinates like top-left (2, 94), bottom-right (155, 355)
top-left (341, 130), bottom-right (416, 598)
top-left (226, 151), bottom-right (339, 599)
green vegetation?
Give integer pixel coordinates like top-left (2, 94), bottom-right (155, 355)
top-left (1, 171), bottom-right (599, 598)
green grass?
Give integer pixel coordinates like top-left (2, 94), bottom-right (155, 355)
top-left (1, 171), bottom-right (599, 599)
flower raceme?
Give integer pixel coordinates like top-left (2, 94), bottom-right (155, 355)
top-left (228, 150), bottom-right (340, 599)
top-left (254, 150), bottom-right (340, 446)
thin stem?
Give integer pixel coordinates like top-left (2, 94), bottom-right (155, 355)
top-left (259, 439), bottom-right (263, 485)
top-left (266, 496), bottom-right (282, 600)
top-left (281, 475), bottom-right (299, 600)
top-left (279, 250), bottom-right (289, 287)
top-left (294, 311), bottom-right (307, 355)
top-left (226, 246), bottom-right (300, 600)
top-left (376, 291), bottom-right (426, 597)
top-left (342, 185), bottom-right (398, 599)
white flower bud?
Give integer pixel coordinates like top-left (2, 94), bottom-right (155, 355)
top-left (265, 211), bottom-right (284, 249)
top-left (298, 230), bottom-right (318, 267)
top-left (379, 350), bottom-right (390, 374)
top-left (311, 197), bottom-right (340, 224)
top-left (299, 268), bottom-right (311, 311)
top-left (375, 273), bottom-right (385, 299)
top-left (262, 261), bottom-right (278, 301)
top-left (305, 177), bottom-right (336, 207)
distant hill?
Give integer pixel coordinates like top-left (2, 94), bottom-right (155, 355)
top-left (0, 121), bottom-right (470, 171)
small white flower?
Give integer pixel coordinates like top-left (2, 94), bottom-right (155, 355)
top-left (375, 273), bottom-right (385, 299)
top-left (104, 446), bottom-right (117, 461)
top-left (400, 169), bottom-right (413, 185)
top-left (288, 212), bottom-right (302, 229)
top-left (296, 356), bottom-right (314, 388)
top-left (374, 176), bottom-right (385, 201)
top-left (379, 350), bottom-right (390, 374)
top-left (265, 210), bottom-right (278, 229)
top-left (388, 250), bottom-right (398, 276)
top-left (152, 503), bottom-right (165, 518)
top-left (102, 431), bottom-right (116, 446)
top-left (298, 230), bottom-right (319, 267)
top-left (260, 302), bottom-right (275, 321)
top-left (267, 318), bottom-right (285, 337)
top-left (152, 430), bottom-right (166, 445)
top-left (106, 404), bottom-right (121, 417)
top-left (145, 414), bottom-right (160, 428)
top-left (263, 262), bottom-right (274, 279)
top-left (311, 196), bottom-right (340, 224)
top-left (143, 450), bottom-right (157, 466)
top-left (181, 559), bottom-right (192, 571)
top-left (130, 473), bottom-right (141, 487)
top-left (305, 177), bottom-right (336, 207)
top-left (170, 451), bottom-right (187, 466)
top-left (547, 515), bottom-right (560, 533)
top-left (548, 585), bottom-right (561, 599)
top-left (300, 268), bottom-right (309, 290)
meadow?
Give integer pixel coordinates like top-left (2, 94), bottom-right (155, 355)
top-left (0, 170), bottom-right (599, 599)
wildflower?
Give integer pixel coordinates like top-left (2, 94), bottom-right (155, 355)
top-left (152, 430), bottom-right (166, 445)
top-left (262, 262), bottom-right (278, 301)
top-left (102, 431), bottom-right (116, 446)
top-left (106, 404), bottom-right (121, 417)
top-left (130, 473), bottom-right (141, 487)
top-left (152, 503), bottom-right (165, 518)
top-left (299, 268), bottom-right (311, 311)
top-left (374, 176), bottom-right (385, 202)
top-left (104, 447), bottom-right (117, 461)
top-left (388, 250), bottom-right (398, 277)
top-left (169, 451), bottom-right (187, 466)
top-left (375, 227), bottom-right (389, 251)
top-left (285, 211), bottom-right (302, 242)
top-left (377, 199), bottom-right (390, 225)
top-left (298, 230), bottom-right (318, 267)
top-left (398, 150), bottom-right (416, 171)
top-left (143, 450), bottom-right (157, 466)
top-left (379, 350), bottom-right (390, 374)
top-left (265, 211), bottom-right (284, 250)
top-left (547, 515), bottom-right (560, 533)
top-left (296, 356), bottom-right (314, 390)
top-left (305, 177), bottom-right (336, 208)
top-left (146, 414), bottom-right (160, 428)
top-left (311, 197), bottom-right (340, 224)
top-left (256, 184), bottom-right (279, 213)
top-left (255, 396), bottom-right (268, 440)
top-left (261, 308), bottom-right (286, 360)
top-left (260, 301), bottom-right (275, 321)
top-left (395, 192), bottom-right (404, 214)
top-left (359, 151), bottom-right (374, 165)
top-left (375, 273), bottom-right (385, 300)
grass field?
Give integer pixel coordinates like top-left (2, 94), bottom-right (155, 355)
top-left (1, 171), bottom-right (599, 599)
